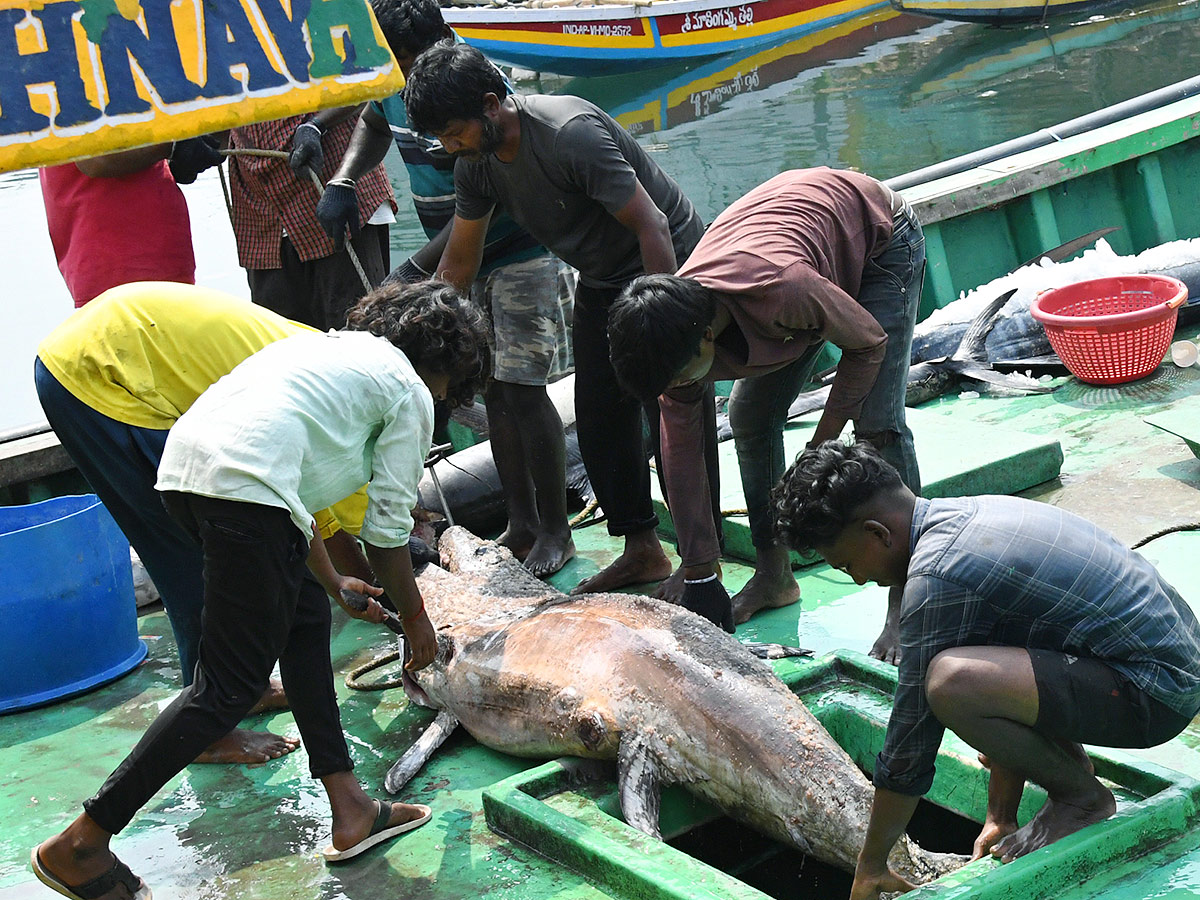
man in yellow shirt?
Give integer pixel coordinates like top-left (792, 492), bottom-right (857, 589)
top-left (35, 281), bottom-right (380, 764)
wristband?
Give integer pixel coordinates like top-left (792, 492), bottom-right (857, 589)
top-left (402, 599), bottom-right (425, 621)
top-left (327, 176), bottom-right (357, 190)
top-left (298, 119), bottom-right (326, 137)
top-left (684, 573), bottom-right (719, 585)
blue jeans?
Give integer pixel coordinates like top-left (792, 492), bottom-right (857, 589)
top-left (730, 207), bottom-right (925, 549)
top-left (34, 358), bottom-right (206, 683)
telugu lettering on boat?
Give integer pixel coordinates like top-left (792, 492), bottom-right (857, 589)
top-left (691, 67), bottom-right (762, 117)
top-left (679, 5), bottom-right (754, 32)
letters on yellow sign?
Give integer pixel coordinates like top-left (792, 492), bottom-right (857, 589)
top-left (0, 0), bottom-right (403, 171)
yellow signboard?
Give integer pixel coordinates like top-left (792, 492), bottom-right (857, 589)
top-left (0, 0), bottom-right (403, 172)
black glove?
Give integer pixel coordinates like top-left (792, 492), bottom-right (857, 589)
top-left (316, 178), bottom-right (360, 251)
top-left (681, 578), bottom-right (735, 633)
top-left (289, 120), bottom-right (324, 178)
top-left (169, 136), bottom-right (222, 185)
top-left (382, 257), bottom-right (433, 286)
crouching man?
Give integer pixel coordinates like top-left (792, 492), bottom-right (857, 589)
top-left (770, 440), bottom-right (1200, 900)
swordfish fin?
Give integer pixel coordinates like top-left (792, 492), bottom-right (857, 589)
top-left (953, 288), bottom-right (1019, 365)
top-left (617, 736), bottom-right (664, 840)
top-left (384, 709), bottom-right (460, 794)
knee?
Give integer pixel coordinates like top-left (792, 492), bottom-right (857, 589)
top-left (728, 402), bottom-right (778, 445)
top-left (925, 651), bottom-right (975, 724)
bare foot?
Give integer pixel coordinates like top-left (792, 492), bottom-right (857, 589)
top-left (524, 532), bottom-right (576, 579)
top-left (869, 584), bottom-right (904, 665)
top-left (193, 728), bottom-right (299, 765)
top-left (246, 677), bottom-right (288, 715)
top-left (571, 546), bottom-right (672, 595)
top-left (652, 568), bottom-right (687, 604)
top-left (972, 819), bottom-right (1018, 860)
top-left (991, 789), bottom-right (1116, 861)
top-left (731, 570), bottom-right (799, 625)
top-left (497, 526), bottom-right (535, 561)
top-left (330, 799), bottom-right (431, 853)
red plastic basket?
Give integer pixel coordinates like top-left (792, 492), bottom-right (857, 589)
top-left (1030, 275), bottom-right (1189, 385)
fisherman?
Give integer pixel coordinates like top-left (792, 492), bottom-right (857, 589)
top-left (226, 114), bottom-right (396, 330)
top-left (403, 42), bottom-right (724, 611)
top-left (771, 440), bottom-right (1200, 899)
top-left (32, 282), bottom-right (490, 899)
top-left (39, 138), bottom-right (221, 306)
top-left (310, 0), bottom-right (577, 577)
top-left (608, 168), bottom-right (924, 634)
top-left (33, 280), bottom-right (401, 764)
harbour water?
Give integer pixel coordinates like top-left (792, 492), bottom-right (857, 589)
top-left (3, 0), bottom-right (1199, 434)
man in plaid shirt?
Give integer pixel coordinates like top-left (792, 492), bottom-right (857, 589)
top-left (227, 116), bottom-right (397, 330)
top-left (772, 440), bottom-right (1200, 900)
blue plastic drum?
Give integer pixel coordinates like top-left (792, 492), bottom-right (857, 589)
top-left (0, 494), bottom-right (147, 713)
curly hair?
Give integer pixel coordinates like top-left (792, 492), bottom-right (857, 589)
top-left (771, 440), bottom-right (904, 553)
top-left (404, 43), bottom-right (506, 136)
top-left (345, 281), bottom-right (491, 408)
top-left (369, 0), bottom-right (445, 59)
top-left (608, 274), bottom-right (717, 400)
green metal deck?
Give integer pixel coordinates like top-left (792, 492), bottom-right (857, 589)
top-left (5, 358), bottom-right (1200, 900)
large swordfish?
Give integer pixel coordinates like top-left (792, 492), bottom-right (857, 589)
top-left (388, 528), bottom-right (963, 883)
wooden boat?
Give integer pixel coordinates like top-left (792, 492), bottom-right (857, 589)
top-left (888, 0), bottom-right (1127, 25)
top-left (891, 76), bottom-right (1200, 313)
top-left (440, 0), bottom-right (892, 76)
top-left (559, 7), bottom-right (924, 135)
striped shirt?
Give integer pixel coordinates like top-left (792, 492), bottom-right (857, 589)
top-left (875, 495), bottom-right (1200, 796)
top-left (228, 116), bottom-right (395, 268)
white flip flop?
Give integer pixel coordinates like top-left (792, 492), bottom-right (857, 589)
top-left (321, 800), bottom-right (432, 863)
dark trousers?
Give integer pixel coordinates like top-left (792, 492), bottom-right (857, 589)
top-left (573, 282), bottom-right (722, 541)
top-left (247, 224), bottom-right (389, 331)
top-left (84, 494), bottom-right (352, 834)
top-left (34, 358), bottom-right (205, 683)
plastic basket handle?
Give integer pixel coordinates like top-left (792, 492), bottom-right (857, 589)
top-left (1168, 292), bottom-right (1189, 309)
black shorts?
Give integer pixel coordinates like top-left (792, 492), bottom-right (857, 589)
top-left (1030, 649), bottom-right (1192, 748)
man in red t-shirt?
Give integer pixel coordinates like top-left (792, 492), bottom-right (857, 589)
top-left (40, 139), bottom-right (221, 306)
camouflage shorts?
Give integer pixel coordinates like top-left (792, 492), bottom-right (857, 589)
top-left (471, 254), bottom-right (576, 386)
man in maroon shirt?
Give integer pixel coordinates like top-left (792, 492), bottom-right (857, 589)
top-left (608, 168), bottom-right (924, 645)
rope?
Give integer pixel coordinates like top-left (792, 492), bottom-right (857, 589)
top-left (568, 498), bottom-right (602, 528)
top-left (345, 649), bottom-right (404, 691)
top-left (219, 147), bottom-right (373, 294)
top-left (1132, 522), bottom-right (1200, 549)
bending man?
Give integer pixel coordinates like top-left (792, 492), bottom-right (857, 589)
top-left (609, 168), bottom-right (923, 631)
